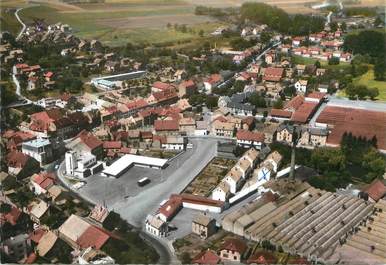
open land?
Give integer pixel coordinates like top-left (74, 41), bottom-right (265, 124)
top-left (2, 0), bottom-right (383, 45)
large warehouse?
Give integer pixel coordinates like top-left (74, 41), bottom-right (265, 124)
top-left (102, 154), bottom-right (168, 178)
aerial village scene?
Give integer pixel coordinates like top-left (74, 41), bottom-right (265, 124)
top-left (0, 0), bottom-right (386, 264)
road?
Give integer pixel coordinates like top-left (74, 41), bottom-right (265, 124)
top-left (15, 8), bottom-right (26, 40)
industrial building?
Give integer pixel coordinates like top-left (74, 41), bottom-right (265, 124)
top-left (101, 154), bottom-right (168, 178)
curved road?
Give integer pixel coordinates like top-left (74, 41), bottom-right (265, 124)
top-left (15, 8), bottom-right (27, 40)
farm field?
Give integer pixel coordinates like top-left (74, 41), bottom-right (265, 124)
top-left (2, 0), bottom-right (384, 45)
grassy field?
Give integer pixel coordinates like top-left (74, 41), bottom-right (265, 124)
top-left (337, 68), bottom-right (386, 101)
top-left (14, 1), bottom-right (218, 46)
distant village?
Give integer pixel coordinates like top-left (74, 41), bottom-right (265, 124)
top-left (1, 8), bottom-right (386, 265)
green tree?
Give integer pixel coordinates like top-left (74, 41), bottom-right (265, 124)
top-left (273, 98), bottom-right (284, 109)
top-left (374, 57), bottom-right (386, 81)
top-left (330, 21), bottom-right (338, 32)
top-left (205, 95), bottom-right (219, 109)
top-left (367, 87), bottom-right (379, 100)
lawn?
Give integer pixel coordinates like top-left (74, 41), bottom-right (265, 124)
top-left (337, 69), bottom-right (386, 101)
top-left (1, 8), bottom-right (21, 35)
top-left (292, 55), bottom-right (350, 70)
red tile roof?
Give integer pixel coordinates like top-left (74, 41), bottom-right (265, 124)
top-left (291, 102), bottom-right (318, 123)
top-left (44, 71), bottom-right (54, 78)
top-left (76, 226), bottom-right (110, 250)
top-left (247, 251), bottom-right (277, 264)
top-left (152, 81), bottom-right (174, 91)
top-left (140, 131), bottom-right (153, 139)
top-left (6, 151), bottom-right (32, 168)
top-left (126, 99), bottom-right (148, 110)
top-left (284, 95), bottom-right (305, 111)
top-left (192, 250), bottom-right (221, 265)
top-left (154, 119), bottom-right (179, 131)
top-left (220, 238), bottom-right (247, 254)
top-left (31, 172), bottom-right (56, 190)
top-left (236, 129), bottom-right (265, 142)
top-left (77, 130), bottom-right (103, 150)
top-left (364, 179), bottom-right (386, 202)
top-left (24, 253), bottom-right (37, 264)
top-left (205, 74), bottom-right (222, 85)
top-left (270, 109), bottom-right (293, 118)
top-left (158, 195), bottom-right (183, 220)
top-left (180, 79), bottom-right (196, 89)
top-left (151, 89), bottom-right (178, 103)
top-left (306, 92), bottom-right (326, 100)
top-left (29, 229), bottom-right (46, 244)
top-left (316, 106), bottom-right (386, 150)
top-left (103, 141), bottom-right (122, 149)
top-left (263, 67), bottom-right (284, 82)
top-left (0, 205), bottom-right (21, 226)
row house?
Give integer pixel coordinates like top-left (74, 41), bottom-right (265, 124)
top-left (236, 129), bottom-right (265, 150)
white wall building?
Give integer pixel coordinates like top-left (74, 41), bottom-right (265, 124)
top-left (295, 80), bottom-right (308, 94)
top-left (22, 138), bottom-right (53, 166)
top-left (65, 151), bottom-right (103, 178)
top-left (145, 215), bottom-right (168, 237)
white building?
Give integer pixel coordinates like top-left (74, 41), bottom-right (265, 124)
top-left (145, 215), bottom-right (168, 237)
top-left (295, 80), bottom-right (308, 94)
top-left (212, 181), bottom-right (230, 202)
top-left (194, 121), bottom-right (209, 136)
top-left (65, 151), bottom-right (103, 178)
top-left (36, 98), bottom-right (60, 109)
top-left (22, 138), bottom-right (53, 166)
top-left (161, 136), bottom-right (187, 151)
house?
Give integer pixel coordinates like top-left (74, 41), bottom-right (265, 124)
top-left (147, 89), bottom-right (178, 106)
top-left (66, 130), bottom-right (104, 160)
top-left (192, 214), bottom-right (216, 239)
top-left (47, 185), bottom-right (69, 205)
top-left (265, 151), bottom-right (283, 172)
top-left (145, 215), bottom-right (168, 237)
top-left (179, 117), bottom-right (196, 135)
top-left (227, 102), bottom-right (255, 116)
top-left (192, 250), bottom-right (221, 265)
top-left (58, 214), bottom-right (110, 250)
top-left (27, 199), bottom-right (49, 224)
top-left (6, 151), bottom-right (40, 179)
top-left (265, 52), bottom-right (275, 64)
top-left (224, 168), bottom-right (243, 194)
top-left (295, 64), bottom-right (306, 76)
top-left (212, 181), bottom-right (231, 201)
top-left (178, 80), bottom-right (196, 98)
top-left (212, 120), bottom-right (235, 138)
top-left (21, 138), bottom-right (53, 166)
top-left (263, 67), bottom-right (284, 82)
top-left (308, 127), bottom-right (328, 146)
top-left (236, 130), bottom-right (265, 149)
top-left (195, 121), bottom-right (209, 136)
top-left (276, 124), bottom-right (299, 144)
top-left (294, 80), bottom-right (308, 94)
top-left (219, 238), bottom-right (248, 262)
top-left (29, 109), bottom-right (75, 139)
top-left (316, 68), bottom-right (326, 76)
top-left (203, 74), bottom-right (222, 94)
top-left (362, 179), bottom-right (386, 202)
top-left (174, 69), bottom-right (187, 81)
top-left (89, 205), bottom-right (109, 224)
top-left (103, 141), bottom-right (122, 157)
top-left (151, 81), bottom-right (174, 93)
top-left (162, 136), bottom-right (187, 150)
top-left (157, 195), bottom-right (182, 222)
top-left (154, 119), bottom-right (179, 135)
top-left (30, 172), bottom-right (55, 195)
